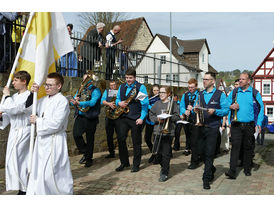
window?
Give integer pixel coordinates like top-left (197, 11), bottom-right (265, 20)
top-left (173, 74), bottom-right (179, 83)
top-left (202, 54), bottom-right (205, 63)
top-left (166, 74), bottom-right (171, 83)
top-left (160, 56), bottom-right (166, 64)
top-left (267, 107), bottom-right (273, 118)
top-left (263, 83), bottom-right (271, 94)
top-left (144, 76), bottom-right (148, 84)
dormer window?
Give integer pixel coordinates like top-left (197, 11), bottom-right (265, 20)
top-left (202, 54), bottom-right (205, 63)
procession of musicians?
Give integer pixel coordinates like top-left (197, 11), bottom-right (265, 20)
top-left (0, 22), bottom-right (267, 195)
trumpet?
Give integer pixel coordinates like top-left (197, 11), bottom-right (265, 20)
top-left (152, 96), bottom-right (174, 155)
top-left (194, 94), bottom-right (204, 126)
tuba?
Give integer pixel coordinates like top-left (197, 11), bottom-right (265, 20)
top-left (76, 70), bottom-right (98, 113)
top-left (195, 94), bottom-right (204, 126)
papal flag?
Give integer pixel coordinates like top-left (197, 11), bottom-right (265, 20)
top-left (15, 12), bottom-right (73, 98)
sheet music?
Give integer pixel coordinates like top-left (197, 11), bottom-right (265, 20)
top-left (176, 120), bottom-right (189, 124)
top-left (136, 91), bottom-right (148, 101)
top-left (108, 90), bottom-right (118, 97)
top-left (157, 113), bottom-right (172, 119)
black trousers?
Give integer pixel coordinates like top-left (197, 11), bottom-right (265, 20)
top-left (155, 135), bottom-right (172, 176)
top-left (144, 123), bottom-right (154, 152)
top-left (190, 125), bottom-right (203, 164)
top-left (106, 49), bottom-right (115, 80)
top-left (173, 123), bottom-right (183, 149)
top-left (116, 117), bottom-right (142, 167)
top-left (105, 117), bottom-right (117, 155)
top-left (230, 123), bottom-right (255, 173)
top-left (199, 127), bottom-right (219, 182)
top-left (73, 115), bottom-right (99, 160)
top-left (183, 123), bottom-right (192, 150)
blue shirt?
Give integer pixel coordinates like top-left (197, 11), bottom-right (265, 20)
top-left (101, 90), bottom-right (107, 105)
top-left (116, 81), bottom-right (149, 120)
top-left (227, 86), bottom-right (264, 126)
top-left (196, 87), bottom-right (229, 117)
top-left (179, 90), bottom-right (199, 115)
top-left (72, 83), bottom-right (101, 116)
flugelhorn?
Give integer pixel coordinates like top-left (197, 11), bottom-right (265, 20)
top-left (232, 92), bottom-right (238, 122)
top-left (195, 94), bottom-right (204, 126)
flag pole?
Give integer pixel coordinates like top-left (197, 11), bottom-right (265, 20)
top-left (1, 12), bottom-right (35, 105)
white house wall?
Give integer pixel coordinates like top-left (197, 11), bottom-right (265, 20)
top-left (147, 36), bottom-right (170, 53)
top-left (199, 43), bottom-right (209, 73)
top-left (255, 81), bottom-right (261, 92)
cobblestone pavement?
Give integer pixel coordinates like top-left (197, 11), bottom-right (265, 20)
top-left (1, 134), bottom-right (274, 195)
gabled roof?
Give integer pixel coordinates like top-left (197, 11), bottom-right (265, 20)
top-left (252, 47), bottom-right (274, 77)
top-left (156, 34), bottom-right (211, 55)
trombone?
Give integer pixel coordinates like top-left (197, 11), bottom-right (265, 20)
top-left (152, 96), bottom-right (174, 155)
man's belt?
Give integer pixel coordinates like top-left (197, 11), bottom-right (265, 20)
top-left (232, 121), bottom-right (255, 127)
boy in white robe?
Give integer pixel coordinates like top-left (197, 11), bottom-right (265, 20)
top-left (0, 71), bottom-right (32, 195)
top-left (26, 72), bottom-right (73, 195)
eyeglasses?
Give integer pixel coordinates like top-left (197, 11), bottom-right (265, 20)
top-left (43, 83), bottom-right (56, 88)
top-left (159, 92), bottom-right (167, 94)
top-left (202, 78), bottom-right (213, 81)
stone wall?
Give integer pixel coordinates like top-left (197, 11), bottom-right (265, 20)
top-left (0, 74), bottom-right (186, 168)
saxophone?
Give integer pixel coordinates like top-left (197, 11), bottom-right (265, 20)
top-left (107, 84), bottom-right (137, 119)
top-left (105, 94), bottom-right (117, 119)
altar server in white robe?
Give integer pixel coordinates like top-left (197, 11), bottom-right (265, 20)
top-left (0, 71), bottom-right (32, 195)
top-left (26, 72), bottom-right (73, 195)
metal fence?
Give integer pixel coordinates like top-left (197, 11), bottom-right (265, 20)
top-left (1, 19), bottom-right (192, 86)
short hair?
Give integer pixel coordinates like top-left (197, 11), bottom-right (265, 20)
top-left (234, 79), bottom-right (240, 83)
top-left (160, 86), bottom-right (172, 95)
top-left (205, 72), bottom-right (216, 80)
top-left (13, 71), bottom-right (31, 86)
top-left (96, 22), bottom-right (105, 29)
top-left (67, 24), bottom-right (73, 30)
top-left (241, 72), bottom-right (252, 80)
top-left (188, 78), bottom-right (198, 86)
top-left (47, 72), bottom-right (64, 87)
top-left (125, 68), bottom-right (136, 77)
top-left (109, 79), bottom-right (116, 84)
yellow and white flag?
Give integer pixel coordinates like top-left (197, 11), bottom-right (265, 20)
top-left (16, 12), bottom-right (73, 98)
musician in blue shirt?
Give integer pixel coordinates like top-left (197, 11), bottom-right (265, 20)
top-left (70, 73), bottom-right (101, 168)
top-left (177, 79), bottom-right (199, 156)
top-left (101, 80), bottom-right (118, 158)
top-left (193, 72), bottom-right (229, 190)
top-left (115, 68), bottom-right (149, 173)
top-left (225, 72), bottom-right (264, 179)
top-left (144, 85), bottom-right (160, 164)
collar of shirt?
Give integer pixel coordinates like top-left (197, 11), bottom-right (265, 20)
top-left (203, 87), bottom-right (216, 95)
top-left (238, 86), bottom-right (252, 93)
top-left (110, 30), bottom-right (114, 35)
top-left (125, 81), bottom-right (136, 89)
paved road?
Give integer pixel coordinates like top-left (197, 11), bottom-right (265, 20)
top-left (1, 134), bottom-right (274, 195)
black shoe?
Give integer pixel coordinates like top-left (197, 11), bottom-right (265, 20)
top-left (188, 162), bottom-right (199, 170)
top-left (173, 147), bottom-right (180, 151)
top-left (17, 190), bottom-right (26, 195)
top-left (105, 153), bottom-right (115, 158)
top-left (131, 166), bottom-right (140, 173)
top-left (203, 181), bottom-right (210, 190)
top-left (148, 155), bottom-right (155, 163)
top-left (79, 155), bottom-right (87, 164)
top-left (84, 159), bottom-right (93, 167)
top-left (115, 163), bottom-right (130, 172)
top-left (244, 171), bottom-right (251, 176)
top-left (225, 170), bottom-right (236, 179)
top-left (159, 174), bottom-right (168, 182)
top-left (153, 157), bottom-right (160, 165)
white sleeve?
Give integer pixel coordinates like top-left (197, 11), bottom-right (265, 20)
top-left (0, 113), bottom-right (10, 130)
top-left (36, 99), bottom-right (70, 137)
top-left (0, 96), bottom-right (30, 115)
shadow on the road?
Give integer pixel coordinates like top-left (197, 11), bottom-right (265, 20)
top-left (256, 137), bottom-right (274, 167)
top-left (74, 170), bottom-right (119, 195)
top-left (169, 162), bottom-right (188, 178)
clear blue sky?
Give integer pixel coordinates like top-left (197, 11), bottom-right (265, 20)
top-left (63, 12), bottom-right (274, 72)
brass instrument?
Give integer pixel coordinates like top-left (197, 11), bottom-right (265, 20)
top-left (195, 94), bottom-right (204, 126)
top-left (181, 93), bottom-right (194, 121)
top-left (76, 70), bottom-right (98, 113)
top-left (232, 92), bottom-right (238, 122)
top-left (105, 94), bottom-right (117, 120)
top-left (106, 84), bottom-right (137, 119)
top-left (152, 96), bottom-right (174, 155)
